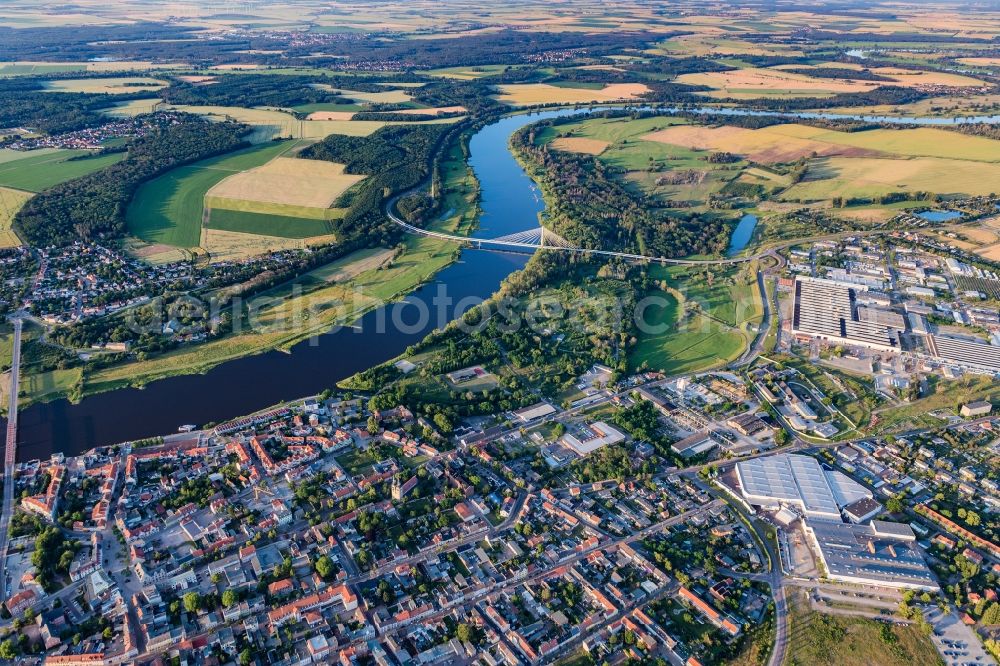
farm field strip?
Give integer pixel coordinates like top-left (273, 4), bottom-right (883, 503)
top-left (126, 140), bottom-right (298, 248)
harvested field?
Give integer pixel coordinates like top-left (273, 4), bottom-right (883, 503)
top-left (0, 186), bottom-right (30, 248)
top-left (641, 124), bottom-right (879, 163)
top-left (202, 228), bottom-right (336, 263)
top-left (305, 111), bottom-right (355, 120)
top-left (43, 77), bottom-right (168, 94)
top-left (550, 137), bottom-right (610, 155)
top-left (206, 157), bottom-right (365, 209)
top-left (978, 244), bottom-right (1000, 261)
top-left (676, 67), bottom-right (874, 95)
top-left (781, 156), bottom-right (1000, 200)
top-left (958, 57), bottom-right (1000, 67)
top-left (122, 238), bottom-right (189, 265)
top-left (495, 82), bottom-right (650, 105)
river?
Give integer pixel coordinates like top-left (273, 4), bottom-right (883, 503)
top-left (11, 109), bottom-right (592, 460)
top-left (13, 106), bottom-right (1000, 458)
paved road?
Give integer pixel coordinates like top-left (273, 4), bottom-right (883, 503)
top-left (0, 317), bottom-right (23, 604)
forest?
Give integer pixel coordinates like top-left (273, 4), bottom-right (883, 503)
top-left (160, 74), bottom-right (352, 108)
top-left (0, 78), bottom-right (132, 134)
top-left (512, 123), bottom-right (732, 258)
top-left (15, 116), bottom-right (248, 245)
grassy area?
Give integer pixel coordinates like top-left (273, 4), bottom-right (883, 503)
top-left (629, 264), bottom-right (763, 374)
top-left (207, 208), bottom-right (333, 239)
top-left (206, 195), bottom-right (347, 220)
top-left (335, 449), bottom-right (377, 476)
top-left (0, 149), bottom-right (124, 192)
top-left (782, 593), bottom-right (942, 666)
top-left (126, 140), bottom-right (297, 247)
top-left (872, 375), bottom-right (1000, 434)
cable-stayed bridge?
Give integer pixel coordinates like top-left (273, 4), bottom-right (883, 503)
top-left (390, 215), bottom-right (753, 266)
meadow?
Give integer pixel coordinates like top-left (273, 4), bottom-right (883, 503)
top-left (0, 149), bottom-right (124, 192)
top-left (126, 140), bottom-right (296, 248)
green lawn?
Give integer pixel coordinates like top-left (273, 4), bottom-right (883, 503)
top-left (0, 149), bottom-right (124, 192)
top-left (629, 264), bottom-right (762, 374)
top-left (207, 208), bottom-right (333, 239)
top-left (126, 140), bottom-right (296, 247)
top-left (629, 290), bottom-right (748, 374)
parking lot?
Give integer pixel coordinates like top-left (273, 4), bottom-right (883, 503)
top-left (924, 605), bottom-right (997, 666)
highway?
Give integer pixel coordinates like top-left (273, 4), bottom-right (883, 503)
top-left (0, 316), bottom-right (23, 604)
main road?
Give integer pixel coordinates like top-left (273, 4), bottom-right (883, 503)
top-left (0, 316), bottom-right (23, 603)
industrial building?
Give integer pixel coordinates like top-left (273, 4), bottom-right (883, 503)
top-left (792, 276), bottom-right (903, 352)
top-left (805, 520), bottom-right (940, 591)
top-left (732, 454), bottom-right (937, 590)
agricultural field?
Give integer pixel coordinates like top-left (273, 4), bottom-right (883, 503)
top-left (126, 140), bottom-right (297, 248)
top-left (494, 82), bottom-right (650, 105)
top-left (206, 156), bottom-right (365, 210)
top-left (42, 76), bottom-right (168, 94)
top-left (676, 65), bottom-right (986, 99)
top-left (0, 186), bottom-right (31, 247)
top-left (677, 67), bottom-right (874, 97)
top-left (0, 60), bottom-right (183, 75)
top-left (102, 98), bottom-right (162, 117)
top-left (206, 209), bottom-right (333, 239)
top-left (642, 124), bottom-right (879, 164)
top-left (0, 148), bottom-right (124, 192)
top-left (200, 228), bottom-right (335, 262)
top-left (781, 156), bottom-right (1000, 200)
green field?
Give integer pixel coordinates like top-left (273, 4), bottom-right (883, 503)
top-left (205, 195), bottom-right (346, 220)
top-left (629, 264), bottom-right (762, 374)
top-left (0, 149), bottom-right (124, 192)
top-left (126, 140), bottom-right (296, 247)
top-left (208, 208), bottom-right (333, 238)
